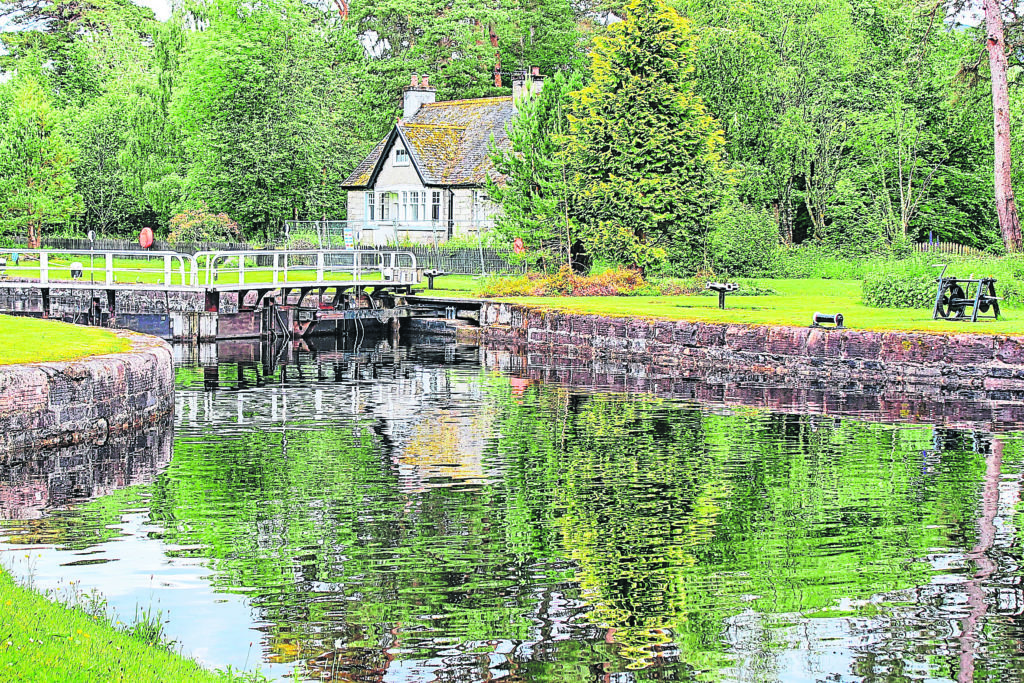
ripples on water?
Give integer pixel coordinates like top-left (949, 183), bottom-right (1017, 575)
top-left (2, 336), bottom-right (1024, 682)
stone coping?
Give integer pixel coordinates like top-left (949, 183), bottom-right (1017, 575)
top-left (0, 329), bottom-right (174, 454)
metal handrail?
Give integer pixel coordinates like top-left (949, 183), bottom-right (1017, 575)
top-left (0, 249), bottom-right (196, 287)
top-left (0, 248), bottom-right (420, 288)
top-left (193, 249), bottom-right (419, 287)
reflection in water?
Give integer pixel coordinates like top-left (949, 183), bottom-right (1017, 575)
top-left (0, 421), bottom-right (171, 520)
top-left (1, 335), bottom-right (1024, 682)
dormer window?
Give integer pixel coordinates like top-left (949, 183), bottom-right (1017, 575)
top-left (395, 148), bottom-right (409, 166)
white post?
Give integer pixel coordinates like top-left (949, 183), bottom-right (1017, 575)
top-left (105, 253), bottom-right (114, 284)
top-left (164, 254), bottom-right (172, 285)
top-left (273, 253), bottom-right (280, 285)
top-left (316, 252), bottom-right (325, 283)
top-left (39, 252), bottom-right (48, 284)
top-left (238, 253), bottom-right (245, 285)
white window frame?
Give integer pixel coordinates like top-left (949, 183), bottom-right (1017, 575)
top-left (366, 192), bottom-right (376, 221)
top-left (394, 148), bottom-right (410, 167)
top-left (400, 191), bottom-right (427, 222)
top-left (431, 191), bottom-right (441, 221)
top-left (472, 190), bottom-right (491, 223)
top-left (379, 191), bottom-right (393, 220)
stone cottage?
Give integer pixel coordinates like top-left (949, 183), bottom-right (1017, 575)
top-left (342, 71), bottom-right (543, 244)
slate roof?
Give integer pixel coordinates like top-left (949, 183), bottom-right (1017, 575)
top-left (341, 96), bottom-right (515, 188)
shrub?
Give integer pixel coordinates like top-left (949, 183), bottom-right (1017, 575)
top-left (777, 244), bottom-right (869, 279)
top-left (708, 206), bottom-right (782, 277)
top-left (476, 266), bottom-right (777, 298)
top-left (861, 260), bottom-right (937, 308)
top-left (167, 203), bottom-right (242, 246)
top-left (477, 265), bottom-right (649, 297)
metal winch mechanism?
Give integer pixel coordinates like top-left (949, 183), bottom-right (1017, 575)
top-left (931, 264), bottom-right (1001, 322)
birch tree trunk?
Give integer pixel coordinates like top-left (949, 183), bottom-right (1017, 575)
top-left (984, 0), bottom-right (1023, 252)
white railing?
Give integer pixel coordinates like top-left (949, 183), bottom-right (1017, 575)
top-left (0, 248), bottom-right (420, 288)
top-left (194, 249), bottom-right (419, 287)
top-left (0, 249), bottom-right (195, 286)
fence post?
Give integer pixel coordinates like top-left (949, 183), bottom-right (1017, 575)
top-left (105, 253), bottom-right (113, 284)
top-left (273, 253), bottom-right (280, 285)
top-left (164, 254), bottom-right (172, 285)
top-left (238, 253), bottom-right (245, 285)
top-left (39, 252), bottom-right (48, 284)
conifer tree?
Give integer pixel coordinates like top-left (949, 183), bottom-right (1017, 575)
top-left (489, 71), bottom-right (583, 271)
top-left (566, 0), bottom-right (725, 272)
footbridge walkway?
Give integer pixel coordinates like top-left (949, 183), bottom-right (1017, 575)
top-left (0, 248), bottom-right (437, 340)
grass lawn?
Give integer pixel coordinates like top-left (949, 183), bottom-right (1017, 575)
top-left (425, 277), bottom-right (1024, 335)
top-left (0, 568), bottom-right (235, 682)
top-left (0, 316), bottom-right (130, 366)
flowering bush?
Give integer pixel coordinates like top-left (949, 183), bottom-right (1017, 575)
top-left (167, 204), bottom-right (242, 246)
top-left (477, 266), bottom-right (777, 298)
top-left (478, 266), bottom-right (650, 297)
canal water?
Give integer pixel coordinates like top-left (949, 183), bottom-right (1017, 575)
top-left (2, 336), bottom-right (1023, 681)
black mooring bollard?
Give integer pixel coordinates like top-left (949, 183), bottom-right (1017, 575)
top-left (706, 282), bottom-right (739, 309)
top-left (811, 312), bottom-right (844, 329)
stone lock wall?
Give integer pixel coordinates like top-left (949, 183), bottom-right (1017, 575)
top-left (479, 302), bottom-right (1024, 402)
top-left (0, 331), bottom-right (174, 454)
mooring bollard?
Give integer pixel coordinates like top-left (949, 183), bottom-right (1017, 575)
top-left (811, 312), bottom-right (844, 329)
top-left (706, 282), bottom-right (739, 309)
top-left (423, 268), bottom-right (446, 290)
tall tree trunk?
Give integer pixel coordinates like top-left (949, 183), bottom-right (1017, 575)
top-left (490, 23), bottom-right (501, 87)
top-left (984, 0), bottom-right (1023, 252)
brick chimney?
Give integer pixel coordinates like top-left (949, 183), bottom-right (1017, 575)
top-left (512, 66), bottom-right (544, 112)
top-left (403, 74), bottom-right (436, 118)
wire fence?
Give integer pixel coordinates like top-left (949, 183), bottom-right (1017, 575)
top-left (43, 237), bottom-right (256, 254)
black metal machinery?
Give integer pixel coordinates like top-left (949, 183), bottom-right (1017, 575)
top-left (706, 282), bottom-right (739, 309)
top-left (931, 264), bottom-right (1001, 322)
top-left (423, 269), bottom-right (447, 290)
top-left (811, 312), bottom-right (844, 329)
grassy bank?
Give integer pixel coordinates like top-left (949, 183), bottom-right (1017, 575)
top-left (425, 277), bottom-right (1024, 335)
top-left (0, 568), bottom-right (234, 682)
top-left (0, 315), bottom-right (130, 366)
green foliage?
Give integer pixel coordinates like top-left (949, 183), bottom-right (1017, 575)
top-left (67, 92), bottom-right (151, 236)
top-left (708, 205), bottom-right (781, 277)
top-left (478, 265), bottom-right (650, 296)
top-left (167, 204), bottom-right (242, 245)
top-left (566, 0), bottom-right (726, 273)
top-left (0, 74), bottom-right (83, 245)
top-left (861, 261), bottom-right (937, 309)
top-left (777, 244), bottom-right (871, 279)
top-left (172, 0), bottom-right (375, 237)
top-left (681, 0), bottom-right (997, 250)
top-left (0, 567), bottom-right (232, 681)
top-left (354, 0), bottom-right (583, 103)
top-left (488, 70), bottom-right (583, 269)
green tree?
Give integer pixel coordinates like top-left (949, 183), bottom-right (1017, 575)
top-left (566, 0), bottom-right (725, 273)
top-left (172, 0), bottom-right (379, 236)
top-left (355, 0), bottom-right (582, 105)
top-left (0, 75), bottom-right (83, 246)
top-left (488, 70), bottom-right (583, 270)
top-left (67, 92), bottom-right (153, 235)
